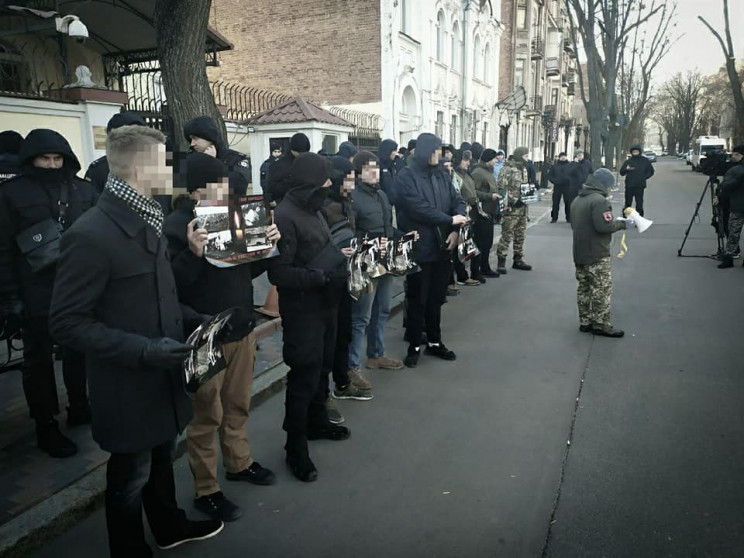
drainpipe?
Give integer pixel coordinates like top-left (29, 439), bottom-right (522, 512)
top-left (461, 0), bottom-right (471, 143)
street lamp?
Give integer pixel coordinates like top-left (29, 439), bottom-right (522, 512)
top-left (583, 124), bottom-right (590, 152)
top-left (563, 118), bottom-right (573, 153)
top-left (575, 123), bottom-right (583, 149)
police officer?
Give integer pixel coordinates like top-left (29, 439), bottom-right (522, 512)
top-left (84, 112), bottom-right (146, 194)
top-left (0, 130), bottom-right (23, 181)
top-left (0, 129), bottom-right (97, 457)
top-left (260, 142), bottom-right (283, 193)
top-left (569, 168), bottom-right (627, 337)
top-left (496, 146), bottom-right (533, 274)
top-left (184, 115), bottom-right (251, 196)
top-left (716, 145), bottom-right (744, 269)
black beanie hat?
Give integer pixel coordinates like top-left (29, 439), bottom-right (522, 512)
top-left (471, 142), bottom-right (484, 162)
top-left (558, 151), bottom-right (567, 157)
top-left (270, 142), bottom-right (282, 152)
top-left (481, 148), bottom-right (498, 163)
top-left (107, 111), bottom-right (146, 133)
top-left (452, 149), bottom-right (472, 167)
top-left (353, 150), bottom-right (380, 173)
top-left (186, 152), bottom-right (228, 192)
top-left (407, 139), bottom-right (417, 151)
top-left (290, 133), bottom-right (311, 153)
top-left (0, 130), bottom-right (23, 155)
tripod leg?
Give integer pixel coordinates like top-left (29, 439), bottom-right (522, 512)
top-left (678, 180), bottom-right (712, 256)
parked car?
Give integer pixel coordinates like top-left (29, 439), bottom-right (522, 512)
top-left (685, 150), bottom-right (693, 165)
top-left (661, 150), bottom-right (668, 156)
top-left (644, 151), bottom-right (657, 163)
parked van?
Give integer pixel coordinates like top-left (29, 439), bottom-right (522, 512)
top-left (691, 136), bottom-right (726, 171)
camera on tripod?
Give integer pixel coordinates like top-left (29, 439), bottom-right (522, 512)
top-left (699, 149), bottom-right (736, 179)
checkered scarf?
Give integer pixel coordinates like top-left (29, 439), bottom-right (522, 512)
top-left (106, 174), bottom-right (164, 236)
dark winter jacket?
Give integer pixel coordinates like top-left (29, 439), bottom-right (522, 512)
top-left (184, 116), bottom-right (251, 195)
top-left (526, 160), bottom-right (537, 185)
top-left (351, 180), bottom-right (397, 240)
top-left (470, 162), bottom-right (499, 216)
top-left (0, 153), bottom-right (20, 181)
top-left (49, 189), bottom-right (201, 453)
top-left (266, 151), bottom-right (298, 203)
top-left (394, 133), bottom-right (466, 263)
top-left (454, 168), bottom-right (477, 209)
top-left (570, 175), bottom-right (627, 265)
top-left (548, 160), bottom-right (572, 188)
top-left (0, 129), bottom-right (96, 316)
top-left (269, 153), bottom-right (346, 304)
top-left (378, 139), bottom-right (399, 203)
top-left (260, 155), bottom-right (281, 192)
top-left (568, 158), bottom-right (593, 194)
top-left (719, 160), bottom-right (744, 213)
top-left (337, 141), bottom-right (358, 160)
top-left (165, 197), bottom-right (270, 342)
top-left (620, 148), bottom-right (655, 189)
top-left (322, 156), bottom-right (356, 249)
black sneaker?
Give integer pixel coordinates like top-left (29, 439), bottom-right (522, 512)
top-left (286, 451), bottom-right (318, 482)
top-left (424, 343), bottom-right (456, 361)
top-left (482, 270), bottom-right (500, 278)
top-left (404, 346), bottom-right (420, 368)
top-left (36, 419), bottom-right (78, 458)
top-left (225, 462), bottom-right (276, 485)
top-left (156, 519), bottom-right (224, 549)
top-left (194, 492), bottom-right (242, 522)
top-left (66, 404), bottom-right (91, 427)
top-left (591, 324), bottom-right (625, 338)
top-left (307, 423), bottom-right (351, 441)
top-left (473, 275), bottom-right (487, 284)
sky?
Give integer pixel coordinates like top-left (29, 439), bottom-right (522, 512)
top-left (653, 0), bottom-right (744, 84)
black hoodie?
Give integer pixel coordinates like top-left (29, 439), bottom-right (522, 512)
top-left (619, 145), bottom-right (654, 189)
top-left (0, 129), bottom-right (96, 315)
top-left (269, 153), bottom-right (345, 298)
top-left (378, 138), bottom-right (399, 203)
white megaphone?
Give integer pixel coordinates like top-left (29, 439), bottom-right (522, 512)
top-left (625, 208), bottom-right (653, 233)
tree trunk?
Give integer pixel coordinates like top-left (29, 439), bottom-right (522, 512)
top-left (154, 0), bottom-right (224, 152)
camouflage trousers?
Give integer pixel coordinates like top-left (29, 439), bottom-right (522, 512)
top-left (575, 257), bottom-right (613, 327)
top-left (497, 205), bottom-right (528, 258)
top-left (724, 211), bottom-right (744, 257)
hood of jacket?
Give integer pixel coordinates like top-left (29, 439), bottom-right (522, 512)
top-left (412, 133), bottom-right (442, 170)
top-left (578, 174), bottom-right (609, 197)
top-left (287, 152), bottom-right (333, 210)
top-left (629, 144), bottom-right (643, 157)
top-left (184, 116), bottom-right (227, 159)
top-left (378, 139), bottom-right (398, 166)
top-left (337, 141), bottom-right (358, 160)
top-left (19, 129), bottom-right (81, 178)
top-left (329, 155), bottom-right (354, 200)
top-left (493, 150), bottom-right (506, 169)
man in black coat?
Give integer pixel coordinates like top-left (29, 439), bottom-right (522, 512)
top-left (165, 152), bottom-right (280, 522)
top-left (620, 144), bottom-right (655, 216)
top-left (49, 126), bottom-right (223, 557)
top-left (184, 115), bottom-right (251, 196)
top-left (265, 132), bottom-right (310, 204)
top-left (259, 142), bottom-right (283, 192)
top-left (0, 130), bottom-right (23, 181)
top-left (548, 152), bottom-right (572, 222)
top-left (269, 152), bottom-right (351, 483)
top-left (568, 149), bottom-right (593, 210)
top-left (378, 138), bottom-right (399, 204)
top-left (715, 145), bottom-right (744, 268)
top-left (0, 129), bottom-right (96, 458)
top-left (395, 133), bottom-right (467, 368)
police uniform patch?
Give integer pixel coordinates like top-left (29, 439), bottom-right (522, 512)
top-left (239, 160), bottom-right (249, 167)
top-left (603, 211), bottom-right (613, 222)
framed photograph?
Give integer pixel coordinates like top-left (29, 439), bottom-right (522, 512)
top-left (183, 309), bottom-right (234, 394)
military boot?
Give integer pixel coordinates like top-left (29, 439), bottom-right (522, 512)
top-left (512, 257), bottom-right (532, 271)
top-left (717, 256), bottom-right (734, 269)
top-left (496, 256), bottom-right (507, 275)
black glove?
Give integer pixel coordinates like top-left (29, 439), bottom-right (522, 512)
top-left (141, 338), bottom-right (194, 369)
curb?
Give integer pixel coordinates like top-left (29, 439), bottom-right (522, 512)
top-left (0, 207), bottom-right (549, 557)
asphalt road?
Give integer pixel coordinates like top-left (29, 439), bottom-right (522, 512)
top-left (30, 158), bottom-right (743, 558)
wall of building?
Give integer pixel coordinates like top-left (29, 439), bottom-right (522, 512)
top-left (207, 0), bottom-right (382, 106)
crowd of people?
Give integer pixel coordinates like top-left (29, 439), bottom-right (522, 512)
top-left (1, 108), bottom-right (742, 557)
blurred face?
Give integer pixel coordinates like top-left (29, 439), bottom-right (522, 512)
top-left (458, 159), bottom-right (470, 171)
top-left (135, 143), bottom-right (172, 197)
top-left (361, 161), bottom-right (380, 185)
top-left (429, 150), bottom-right (441, 166)
top-left (272, 149), bottom-right (282, 158)
top-left (191, 177), bottom-right (229, 202)
top-left (189, 135), bottom-right (213, 153)
top-left (559, 154), bottom-right (567, 161)
top-left (389, 150), bottom-right (397, 161)
top-left (33, 153), bottom-right (64, 169)
top-left (631, 149), bottom-right (640, 156)
top-left (496, 153), bottom-right (504, 162)
top-left (341, 171), bottom-right (355, 196)
top-left (443, 160), bottom-right (452, 172)
top-left (732, 152), bottom-right (743, 163)
top-left (577, 152), bottom-right (584, 161)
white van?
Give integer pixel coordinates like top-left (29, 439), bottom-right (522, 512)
top-left (691, 136), bottom-right (726, 171)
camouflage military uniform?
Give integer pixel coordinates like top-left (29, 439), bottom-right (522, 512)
top-left (575, 257), bottom-right (612, 327)
top-left (724, 211), bottom-right (744, 257)
top-left (496, 160), bottom-right (529, 259)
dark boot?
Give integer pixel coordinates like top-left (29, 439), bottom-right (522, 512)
top-left (496, 256), bottom-right (507, 275)
top-left (717, 256), bottom-right (734, 269)
top-left (591, 324), bottom-right (625, 338)
top-left (512, 257), bottom-right (532, 271)
top-left (285, 435), bottom-right (317, 482)
top-left (66, 403), bottom-right (91, 427)
top-left (36, 419), bottom-right (77, 458)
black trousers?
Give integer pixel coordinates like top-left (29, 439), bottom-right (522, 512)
top-left (106, 439), bottom-right (188, 558)
top-left (551, 184), bottom-right (571, 221)
top-left (452, 251), bottom-right (469, 283)
top-left (280, 292), bottom-right (336, 443)
top-left (405, 259), bottom-right (450, 348)
top-left (472, 216), bottom-right (494, 275)
top-left (625, 187), bottom-right (645, 216)
top-left (22, 315), bottom-right (87, 421)
top-left (331, 292), bottom-right (352, 389)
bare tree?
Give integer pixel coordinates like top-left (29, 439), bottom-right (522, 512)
top-left (659, 71), bottom-right (707, 155)
top-left (565, 0), bottom-right (664, 168)
top-left (154, 0), bottom-right (225, 151)
top-left (699, 0), bottom-right (744, 144)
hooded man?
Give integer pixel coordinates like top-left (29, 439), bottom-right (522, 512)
top-left (260, 142), bottom-right (283, 192)
top-left (0, 130), bottom-right (23, 180)
top-left (184, 115), bottom-right (252, 196)
top-left (548, 152), bottom-right (573, 222)
top-left (336, 141), bottom-right (359, 162)
top-left (378, 138), bottom-right (399, 203)
top-left (395, 133), bottom-right (467, 368)
top-left (85, 112), bottom-right (147, 194)
top-left (265, 132), bottom-right (311, 204)
top-left (495, 146), bottom-right (533, 273)
top-left (715, 145), bottom-right (744, 269)
top-left (470, 148), bottom-right (503, 279)
top-left (569, 169), bottom-right (627, 337)
top-left (619, 144), bottom-right (655, 216)
top-left (451, 149), bottom-right (481, 286)
top-left (568, 149), bottom-right (593, 207)
top-left (470, 142), bottom-right (485, 165)
top-left (269, 152), bottom-right (352, 483)
top-left (0, 129), bottom-right (97, 458)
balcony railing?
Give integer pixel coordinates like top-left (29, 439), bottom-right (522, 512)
top-left (546, 57), bottom-right (560, 77)
top-left (567, 83), bottom-right (576, 96)
top-left (564, 38), bottom-right (576, 58)
top-left (531, 39), bottom-right (544, 60)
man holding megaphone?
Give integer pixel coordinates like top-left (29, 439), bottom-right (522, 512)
top-left (570, 169), bottom-right (628, 337)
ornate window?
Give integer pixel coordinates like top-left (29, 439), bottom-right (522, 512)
top-left (436, 10), bottom-right (445, 62)
top-left (473, 35), bottom-right (481, 79)
top-left (451, 21), bottom-right (462, 70)
top-left (484, 43), bottom-right (491, 82)
top-left (0, 41), bottom-right (28, 94)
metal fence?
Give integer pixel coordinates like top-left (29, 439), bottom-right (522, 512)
top-left (211, 81), bottom-right (290, 122)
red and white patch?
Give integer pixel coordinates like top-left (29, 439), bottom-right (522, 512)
top-left (603, 211), bottom-right (613, 222)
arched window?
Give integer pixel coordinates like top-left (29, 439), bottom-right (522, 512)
top-left (0, 40), bottom-right (28, 93)
top-left (451, 21), bottom-right (461, 71)
top-left (473, 35), bottom-right (481, 79)
top-left (483, 43), bottom-right (491, 82)
top-left (402, 86), bottom-right (417, 116)
top-left (436, 10), bottom-right (445, 62)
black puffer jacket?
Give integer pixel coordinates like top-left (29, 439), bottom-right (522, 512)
top-left (266, 151), bottom-right (298, 203)
top-left (548, 160), bottom-right (572, 187)
top-left (720, 161), bottom-right (744, 213)
top-left (0, 129), bottom-right (96, 316)
top-left (620, 146), bottom-right (655, 189)
top-left (351, 179), bottom-right (397, 240)
top-left (378, 139), bottom-right (399, 203)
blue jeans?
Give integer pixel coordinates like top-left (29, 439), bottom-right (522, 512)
top-left (348, 274), bottom-right (394, 370)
